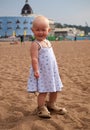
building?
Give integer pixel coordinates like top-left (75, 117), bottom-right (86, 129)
top-left (0, 0), bottom-right (55, 38)
top-left (0, 0), bottom-right (35, 37)
top-left (54, 27), bottom-right (85, 38)
top-left (0, 16), bottom-right (34, 37)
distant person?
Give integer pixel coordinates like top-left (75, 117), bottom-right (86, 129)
top-left (74, 35), bottom-right (77, 41)
top-left (20, 35), bottom-right (24, 44)
top-left (27, 15), bottom-right (67, 118)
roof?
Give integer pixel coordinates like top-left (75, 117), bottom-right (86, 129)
top-left (21, 0), bottom-right (33, 16)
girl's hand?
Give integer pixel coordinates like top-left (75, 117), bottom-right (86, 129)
top-left (34, 71), bottom-right (39, 78)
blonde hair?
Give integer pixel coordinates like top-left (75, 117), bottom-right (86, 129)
top-left (32, 15), bottom-right (50, 28)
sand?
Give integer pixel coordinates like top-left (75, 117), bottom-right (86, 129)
top-left (0, 40), bottom-right (90, 130)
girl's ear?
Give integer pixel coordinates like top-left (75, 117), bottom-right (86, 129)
top-left (48, 28), bottom-right (51, 32)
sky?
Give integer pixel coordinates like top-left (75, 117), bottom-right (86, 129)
top-left (0, 0), bottom-right (90, 26)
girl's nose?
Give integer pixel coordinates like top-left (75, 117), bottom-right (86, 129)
top-left (39, 31), bottom-right (43, 34)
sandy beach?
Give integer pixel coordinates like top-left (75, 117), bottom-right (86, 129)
top-left (0, 40), bottom-right (90, 130)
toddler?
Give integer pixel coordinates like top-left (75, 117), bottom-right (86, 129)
top-left (27, 15), bottom-right (66, 118)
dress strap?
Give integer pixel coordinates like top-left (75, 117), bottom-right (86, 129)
top-left (35, 40), bottom-right (42, 48)
top-left (44, 39), bottom-right (52, 48)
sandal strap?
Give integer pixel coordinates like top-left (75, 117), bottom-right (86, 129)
top-left (37, 106), bottom-right (51, 118)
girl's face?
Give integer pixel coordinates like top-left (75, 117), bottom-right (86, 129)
top-left (32, 23), bottom-right (50, 41)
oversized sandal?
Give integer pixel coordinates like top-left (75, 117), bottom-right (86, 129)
top-left (36, 106), bottom-right (51, 118)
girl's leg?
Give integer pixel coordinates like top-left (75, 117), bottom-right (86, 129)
top-left (49, 92), bottom-right (57, 103)
top-left (37, 93), bottom-right (47, 107)
top-left (37, 93), bottom-right (51, 118)
top-left (47, 92), bottom-right (67, 114)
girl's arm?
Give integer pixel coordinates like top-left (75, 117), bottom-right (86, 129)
top-left (30, 42), bottom-right (39, 78)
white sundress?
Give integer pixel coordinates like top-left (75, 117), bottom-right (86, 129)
top-left (27, 40), bottom-right (63, 93)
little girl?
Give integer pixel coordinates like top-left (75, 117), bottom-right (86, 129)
top-left (27, 15), bottom-right (66, 118)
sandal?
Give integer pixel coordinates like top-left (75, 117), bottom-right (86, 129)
top-left (46, 101), bottom-right (67, 115)
top-left (36, 106), bottom-right (51, 118)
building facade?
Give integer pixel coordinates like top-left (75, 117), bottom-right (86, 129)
top-left (0, 0), bottom-right (55, 38)
top-left (0, 0), bottom-right (34, 37)
top-left (0, 16), bottom-right (34, 37)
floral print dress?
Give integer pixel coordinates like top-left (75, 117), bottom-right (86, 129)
top-left (27, 40), bottom-right (63, 93)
